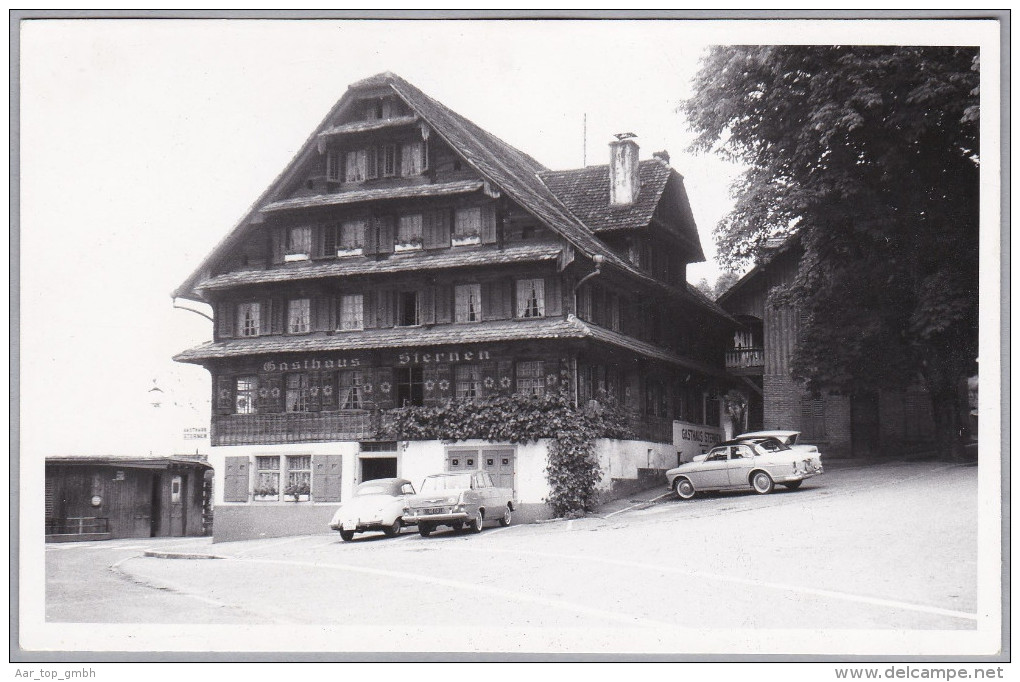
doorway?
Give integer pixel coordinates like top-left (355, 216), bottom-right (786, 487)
top-left (360, 457), bottom-right (397, 482)
top-left (149, 473), bottom-right (162, 537)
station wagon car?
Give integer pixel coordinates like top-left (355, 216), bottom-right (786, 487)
top-left (404, 471), bottom-right (514, 537)
top-left (329, 478), bottom-right (416, 541)
top-left (736, 430), bottom-right (821, 456)
top-left (666, 438), bottom-right (823, 500)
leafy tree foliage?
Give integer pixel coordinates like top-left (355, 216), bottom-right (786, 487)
top-left (683, 46), bottom-right (979, 458)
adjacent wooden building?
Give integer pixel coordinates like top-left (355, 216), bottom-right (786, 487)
top-left (173, 73), bottom-right (737, 540)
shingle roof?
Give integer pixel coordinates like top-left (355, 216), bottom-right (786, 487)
top-left (260, 180), bottom-right (484, 213)
top-left (538, 160), bottom-right (670, 233)
top-left (195, 243), bottom-right (563, 293)
top-left (317, 114), bottom-right (419, 138)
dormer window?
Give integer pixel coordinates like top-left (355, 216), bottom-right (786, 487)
top-left (285, 226), bottom-right (312, 261)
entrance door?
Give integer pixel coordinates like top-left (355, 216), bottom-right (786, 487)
top-left (149, 473), bottom-right (162, 537)
top-left (361, 457), bottom-right (397, 482)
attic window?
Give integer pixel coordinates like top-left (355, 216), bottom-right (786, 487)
top-left (285, 226), bottom-right (312, 261)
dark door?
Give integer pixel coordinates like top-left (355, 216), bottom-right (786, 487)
top-left (179, 474), bottom-right (189, 537)
top-left (852, 392), bottom-right (881, 458)
top-left (150, 473), bottom-right (162, 537)
top-left (361, 457), bottom-right (397, 482)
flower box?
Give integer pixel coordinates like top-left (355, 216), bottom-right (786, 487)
top-left (451, 234), bottom-right (481, 247)
top-left (394, 241), bottom-right (423, 253)
top-left (284, 253), bottom-right (310, 262)
top-left (336, 247), bottom-right (364, 258)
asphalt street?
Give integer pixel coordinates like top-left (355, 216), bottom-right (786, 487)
top-left (45, 461), bottom-right (979, 635)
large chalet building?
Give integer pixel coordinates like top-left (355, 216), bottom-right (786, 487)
top-left (173, 72), bottom-right (737, 540)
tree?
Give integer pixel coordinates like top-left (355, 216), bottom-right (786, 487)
top-left (683, 46), bottom-right (979, 459)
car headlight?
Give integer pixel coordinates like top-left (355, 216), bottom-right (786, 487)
top-left (446, 496), bottom-right (458, 504)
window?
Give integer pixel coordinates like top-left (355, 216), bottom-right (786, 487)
top-left (286, 226), bottom-right (312, 260)
top-left (326, 151), bottom-right (342, 182)
top-left (454, 206), bottom-right (482, 238)
top-left (287, 299), bottom-right (310, 334)
top-left (286, 373), bottom-right (311, 412)
top-left (381, 144), bottom-right (397, 177)
top-left (454, 284), bottom-right (482, 323)
top-left (340, 370), bottom-right (364, 409)
top-left (397, 291), bottom-right (419, 326)
top-left (338, 294), bottom-right (364, 331)
top-left (396, 213), bottom-right (423, 248)
top-left (401, 141), bottom-right (425, 177)
top-left (455, 364), bottom-right (482, 400)
top-left (236, 302), bottom-right (261, 337)
top-left (235, 376), bottom-right (257, 414)
top-left (286, 455), bottom-right (311, 498)
top-left (515, 361), bottom-right (545, 396)
top-left (338, 219), bottom-right (365, 253)
top-left (396, 366), bottom-right (424, 407)
top-left (516, 278), bottom-right (545, 318)
top-left (345, 150), bottom-right (367, 182)
top-left (255, 456), bottom-right (280, 498)
top-left (646, 381), bottom-right (667, 418)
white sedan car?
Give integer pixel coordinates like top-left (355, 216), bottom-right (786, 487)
top-left (329, 478), bottom-right (416, 541)
top-left (666, 438), bottom-right (823, 499)
top-left (736, 430), bottom-right (820, 456)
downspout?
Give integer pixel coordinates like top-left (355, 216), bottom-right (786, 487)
top-left (571, 254), bottom-right (605, 408)
top-left (173, 297), bottom-right (214, 323)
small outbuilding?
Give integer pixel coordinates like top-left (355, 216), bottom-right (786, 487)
top-left (45, 456), bottom-right (213, 542)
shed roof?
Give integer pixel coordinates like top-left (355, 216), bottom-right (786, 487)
top-left (46, 456), bottom-right (212, 470)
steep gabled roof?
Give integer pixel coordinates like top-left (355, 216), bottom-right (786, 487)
top-left (538, 160), bottom-right (669, 233)
top-left (172, 72), bottom-right (730, 323)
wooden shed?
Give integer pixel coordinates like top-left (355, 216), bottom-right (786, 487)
top-left (45, 456), bottom-right (213, 542)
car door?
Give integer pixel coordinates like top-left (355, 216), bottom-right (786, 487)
top-left (696, 446), bottom-right (732, 490)
top-left (726, 444), bottom-right (756, 487)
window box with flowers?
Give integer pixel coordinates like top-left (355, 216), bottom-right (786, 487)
top-left (394, 238), bottom-right (424, 253)
top-left (284, 481), bottom-right (311, 502)
top-left (253, 484), bottom-right (279, 502)
top-left (451, 231), bottom-right (481, 247)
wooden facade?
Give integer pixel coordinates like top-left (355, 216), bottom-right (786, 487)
top-left (45, 457), bottom-right (212, 541)
top-left (173, 73), bottom-right (736, 517)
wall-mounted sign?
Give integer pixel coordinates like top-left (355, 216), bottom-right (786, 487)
top-left (398, 349), bottom-right (492, 365)
top-left (673, 421), bottom-right (724, 463)
top-left (183, 428), bottom-right (208, 440)
top-left (262, 358), bottom-right (364, 372)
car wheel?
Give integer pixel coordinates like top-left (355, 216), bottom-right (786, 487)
top-left (418, 524), bottom-right (433, 538)
top-left (673, 477), bottom-right (696, 500)
top-left (498, 505), bottom-right (512, 527)
top-left (339, 530), bottom-right (355, 542)
top-left (468, 509), bottom-right (484, 533)
top-left (783, 480), bottom-right (803, 490)
top-left (751, 471), bottom-right (775, 494)
top-left (451, 522), bottom-right (464, 532)
top-left (383, 518), bottom-right (401, 537)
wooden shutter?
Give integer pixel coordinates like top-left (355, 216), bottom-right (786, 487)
top-left (223, 456), bottom-right (250, 503)
top-left (419, 287), bottom-right (436, 325)
top-left (423, 364), bottom-right (440, 406)
top-left (374, 367), bottom-right (395, 410)
top-left (271, 228), bottom-right (286, 264)
top-left (312, 296), bottom-right (333, 332)
top-left (363, 218), bottom-right (379, 255)
top-left (435, 284), bottom-right (453, 323)
top-left (376, 290), bottom-right (395, 328)
top-left (320, 371), bottom-right (338, 411)
top-left (363, 290), bottom-right (378, 329)
top-left (483, 279), bottom-right (512, 320)
top-left (545, 275), bottom-right (563, 316)
top-left (215, 375), bottom-right (234, 415)
top-left (481, 203), bottom-right (498, 244)
top-left (481, 362), bottom-right (499, 398)
top-left (424, 208), bottom-right (451, 249)
top-left (308, 372), bottom-right (323, 412)
top-left (312, 455), bottom-right (343, 503)
top-left (376, 215), bottom-right (395, 255)
top-left (436, 364), bottom-right (453, 401)
top-left (216, 302), bottom-right (234, 340)
top-left (497, 359), bottom-right (514, 395)
top-left (269, 297), bottom-right (285, 335)
top-left (263, 374), bottom-right (284, 413)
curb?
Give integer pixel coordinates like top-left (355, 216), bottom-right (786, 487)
top-left (144, 550), bottom-right (225, 560)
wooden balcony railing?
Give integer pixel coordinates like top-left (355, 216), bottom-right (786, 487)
top-left (213, 411), bottom-right (383, 446)
top-left (725, 348), bottom-right (764, 370)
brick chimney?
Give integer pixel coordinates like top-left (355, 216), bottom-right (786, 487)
top-left (609, 133), bottom-right (640, 206)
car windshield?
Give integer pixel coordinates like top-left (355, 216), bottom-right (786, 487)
top-left (751, 438), bottom-right (791, 453)
top-left (354, 480), bottom-right (406, 497)
top-left (420, 474), bottom-right (473, 492)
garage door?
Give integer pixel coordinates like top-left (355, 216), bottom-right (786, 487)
top-left (446, 447), bottom-right (516, 496)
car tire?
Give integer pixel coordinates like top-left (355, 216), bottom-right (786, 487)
top-left (418, 524), bottom-right (433, 538)
top-left (673, 477), bottom-right (696, 500)
top-left (339, 530), bottom-right (355, 542)
top-left (498, 505), bottom-right (512, 527)
top-left (451, 522), bottom-right (464, 532)
top-left (751, 471), bottom-right (775, 494)
top-left (783, 480), bottom-right (803, 490)
top-left (383, 519), bottom-right (401, 537)
top-left (468, 509), bottom-right (484, 533)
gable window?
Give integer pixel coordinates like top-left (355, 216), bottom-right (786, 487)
top-left (453, 206), bottom-right (482, 245)
top-left (455, 364), bottom-right (482, 400)
top-left (515, 361), bottom-right (545, 396)
top-left (338, 294), bottom-right (364, 331)
top-left (236, 302), bottom-right (261, 337)
top-left (401, 141), bottom-right (425, 177)
top-left (396, 366), bottom-right (424, 407)
top-left (345, 150), bottom-right (367, 183)
top-left (254, 456), bottom-right (281, 499)
top-left (396, 213), bottom-right (423, 250)
top-left (454, 283), bottom-right (482, 323)
top-left (338, 219), bottom-right (366, 255)
top-left (381, 144), bottom-right (398, 177)
top-left (397, 291), bottom-right (420, 326)
top-left (235, 376), bottom-right (257, 414)
top-left (340, 370), bottom-right (364, 409)
top-left (285, 226), bottom-right (312, 261)
top-left (286, 373), bottom-right (311, 412)
top-left (287, 298), bottom-right (311, 334)
top-left (516, 278), bottom-right (545, 318)
top-left (326, 151), bottom-right (343, 182)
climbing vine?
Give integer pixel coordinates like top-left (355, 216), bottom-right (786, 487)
top-left (387, 376), bottom-right (632, 517)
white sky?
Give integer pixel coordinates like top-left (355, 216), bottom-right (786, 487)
top-left (18, 18), bottom-right (1001, 459)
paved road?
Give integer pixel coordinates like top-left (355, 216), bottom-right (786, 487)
top-left (46, 461), bottom-right (979, 636)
